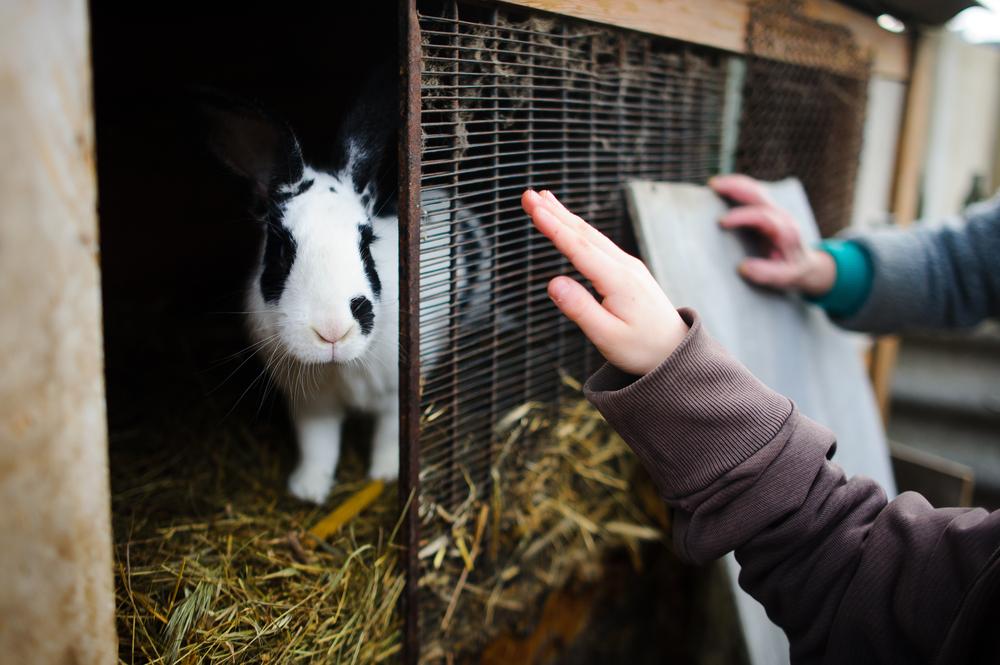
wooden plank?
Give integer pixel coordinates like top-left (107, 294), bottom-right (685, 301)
top-left (627, 178), bottom-right (894, 490)
top-left (0, 1), bottom-right (116, 663)
top-left (890, 441), bottom-right (975, 508)
top-left (870, 30), bottom-right (938, 422)
top-left (802, 1), bottom-right (909, 80)
top-left (500, 0), bottom-right (909, 80)
top-left (891, 32), bottom-right (937, 229)
top-left (501, 0), bottom-right (748, 54)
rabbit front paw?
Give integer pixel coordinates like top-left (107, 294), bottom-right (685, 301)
top-left (288, 464), bottom-right (335, 504)
top-left (367, 452), bottom-right (399, 481)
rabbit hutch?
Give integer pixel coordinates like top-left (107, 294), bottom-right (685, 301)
top-left (1, 0), bottom-right (941, 663)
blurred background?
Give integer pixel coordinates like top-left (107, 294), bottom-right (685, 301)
top-left (850, 2), bottom-right (1000, 509)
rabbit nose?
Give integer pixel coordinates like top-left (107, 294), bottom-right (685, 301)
top-left (313, 325), bottom-right (352, 345)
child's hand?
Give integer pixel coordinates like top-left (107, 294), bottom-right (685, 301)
top-left (709, 174), bottom-right (836, 296)
top-left (521, 189), bottom-right (688, 376)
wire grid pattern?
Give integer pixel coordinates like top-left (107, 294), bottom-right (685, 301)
top-left (413, 0), bottom-right (726, 654)
top-left (736, 0), bottom-right (871, 237)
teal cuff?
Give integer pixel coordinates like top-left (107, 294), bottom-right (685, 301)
top-left (805, 239), bottom-right (874, 319)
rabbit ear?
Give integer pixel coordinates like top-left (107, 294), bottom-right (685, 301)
top-left (332, 64), bottom-right (398, 216)
top-left (200, 95), bottom-right (304, 199)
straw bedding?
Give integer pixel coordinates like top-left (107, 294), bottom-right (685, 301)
top-left (107, 310), bottom-right (403, 664)
top-left (417, 377), bottom-right (666, 661)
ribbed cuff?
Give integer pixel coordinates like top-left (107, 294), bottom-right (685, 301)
top-left (806, 239), bottom-right (874, 319)
top-left (583, 308), bottom-right (792, 499)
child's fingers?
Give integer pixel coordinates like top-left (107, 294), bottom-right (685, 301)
top-left (523, 189), bottom-right (633, 267)
top-left (538, 190), bottom-right (630, 262)
top-left (548, 276), bottom-right (625, 348)
top-left (528, 205), bottom-right (623, 295)
top-left (709, 174), bottom-right (772, 206)
top-left (521, 188), bottom-right (546, 216)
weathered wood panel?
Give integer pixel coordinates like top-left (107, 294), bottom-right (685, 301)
top-left (0, 1), bottom-right (116, 663)
top-left (501, 0), bottom-right (909, 80)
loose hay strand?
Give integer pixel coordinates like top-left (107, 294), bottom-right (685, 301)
top-left (309, 480), bottom-right (387, 542)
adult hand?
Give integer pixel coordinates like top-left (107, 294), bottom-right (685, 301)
top-left (709, 174), bottom-right (836, 296)
top-left (521, 189), bottom-right (688, 376)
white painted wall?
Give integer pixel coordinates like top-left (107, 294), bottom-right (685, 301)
top-left (922, 30), bottom-right (1000, 219)
top-left (851, 77), bottom-right (906, 230)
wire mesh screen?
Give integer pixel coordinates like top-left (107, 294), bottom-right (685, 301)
top-left (736, 0), bottom-right (870, 237)
top-left (410, 0), bottom-right (727, 658)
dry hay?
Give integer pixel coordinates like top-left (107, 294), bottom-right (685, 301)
top-left (417, 376), bottom-right (666, 661)
top-left (107, 307), bottom-right (404, 664)
top-left (112, 410), bottom-right (404, 665)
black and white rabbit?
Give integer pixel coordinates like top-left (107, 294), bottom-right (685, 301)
top-left (204, 73), bottom-right (402, 503)
top-left (204, 65), bottom-right (512, 504)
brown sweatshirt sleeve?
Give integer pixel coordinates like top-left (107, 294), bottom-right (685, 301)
top-left (584, 308), bottom-right (1000, 664)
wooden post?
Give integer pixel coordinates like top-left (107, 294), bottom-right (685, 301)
top-left (0, 1), bottom-right (116, 663)
top-left (870, 30), bottom-right (939, 423)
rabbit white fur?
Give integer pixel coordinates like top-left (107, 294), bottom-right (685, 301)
top-left (245, 167), bottom-right (401, 503)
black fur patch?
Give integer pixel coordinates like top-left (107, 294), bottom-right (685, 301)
top-left (200, 91), bottom-right (304, 199)
top-left (358, 224), bottom-right (381, 299)
top-left (260, 212), bottom-right (297, 303)
top-left (330, 64), bottom-right (398, 218)
top-left (293, 178), bottom-right (314, 196)
top-left (350, 296), bottom-right (375, 335)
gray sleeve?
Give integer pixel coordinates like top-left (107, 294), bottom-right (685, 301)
top-left (835, 197), bottom-right (1000, 334)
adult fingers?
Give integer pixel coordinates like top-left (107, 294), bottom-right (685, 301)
top-left (548, 276), bottom-right (626, 348)
top-left (737, 257), bottom-right (798, 289)
top-left (719, 205), bottom-right (786, 244)
top-left (709, 174), bottom-right (773, 206)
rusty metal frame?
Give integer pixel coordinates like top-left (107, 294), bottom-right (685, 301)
top-left (407, 2), bottom-right (729, 659)
top-left (398, 0), bottom-right (423, 662)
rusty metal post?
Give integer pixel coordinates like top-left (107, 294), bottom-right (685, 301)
top-left (398, 0), bottom-right (423, 662)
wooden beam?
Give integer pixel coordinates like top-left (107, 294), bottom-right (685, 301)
top-left (502, 0), bottom-right (748, 54)
top-left (500, 0), bottom-right (909, 80)
top-left (891, 31), bottom-right (937, 229)
top-left (0, 0), bottom-right (116, 663)
top-left (801, 1), bottom-right (909, 80)
top-left (870, 30), bottom-right (939, 422)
